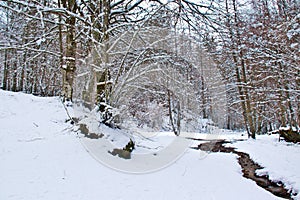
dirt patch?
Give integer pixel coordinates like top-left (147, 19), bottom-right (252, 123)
top-left (195, 140), bottom-right (296, 199)
top-left (108, 148), bottom-right (131, 159)
top-left (78, 123), bottom-right (104, 139)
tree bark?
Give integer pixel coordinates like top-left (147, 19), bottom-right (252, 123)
top-left (61, 0), bottom-right (77, 102)
top-left (2, 50), bottom-right (8, 90)
top-left (230, 0), bottom-right (256, 138)
top-left (167, 89), bottom-right (180, 136)
top-left (19, 51), bottom-right (27, 92)
top-left (101, 0), bottom-right (111, 103)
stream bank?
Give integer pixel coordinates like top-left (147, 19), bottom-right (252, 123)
top-left (194, 140), bottom-right (296, 199)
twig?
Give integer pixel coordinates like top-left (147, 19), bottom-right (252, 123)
top-left (61, 99), bottom-right (76, 124)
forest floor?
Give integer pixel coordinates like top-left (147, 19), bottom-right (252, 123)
top-left (0, 90), bottom-right (299, 200)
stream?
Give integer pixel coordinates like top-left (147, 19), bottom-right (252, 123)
top-left (193, 140), bottom-right (296, 199)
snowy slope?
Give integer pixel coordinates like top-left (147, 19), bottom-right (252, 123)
top-left (0, 90), bottom-right (284, 200)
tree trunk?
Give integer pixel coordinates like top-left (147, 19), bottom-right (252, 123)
top-left (88, 0), bottom-right (111, 106)
top-left (11, 59), bottom-right (17, 92)
top-left (167, 89), bottom-right (180, 136)
top-left (19, 51), bottom-right (27, 92)
top-left (61, 0), bottom-right (77, 102)
top-left (58, 0), bottom-right (64, 97)
top-left (230, 0), bottom-right (256, 138)
top-left (101, 0), bottom-right (111, 103)
top-left (2, 49), bottom-right (8, 90)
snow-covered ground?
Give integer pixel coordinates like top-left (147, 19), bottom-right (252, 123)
top-left (229, 135), bottom-right (300, 199)
top-left (0, 90), bottom-right (298, 200)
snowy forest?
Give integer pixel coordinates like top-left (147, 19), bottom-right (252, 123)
top-left (0, 0), bottom-right (299, 139)
top-left (1, 1), bottom-right (300, 199)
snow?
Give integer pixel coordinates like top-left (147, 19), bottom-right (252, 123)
top-left (279, 126), bottom-right (298, 132)
top-left (229, 134), bottom-right (300, 199)
top-left (287, 28), bottom-right (300, 40)
top-left (291, 43), bottom-right (298, 49)
top-left (36, 37), bottom-right (46, 46)
top-left (0, 90), bottom-right (295, 200)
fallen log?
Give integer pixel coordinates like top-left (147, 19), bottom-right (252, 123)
top-left (279, 127), bottom-right (300, 143)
